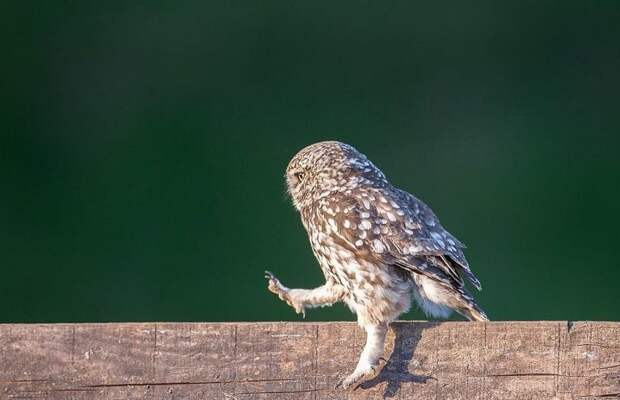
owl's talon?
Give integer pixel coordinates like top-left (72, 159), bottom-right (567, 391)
top-left (265, 270), bottom-right (306, 316)
top-left (337, 365), bottom-right (381, 390)
top-left (264, 270), bottom-right (279, 285)
top-left (334, 379), bottom-right (343, 390)
top-left (265, 270), bottom-right (288, 295)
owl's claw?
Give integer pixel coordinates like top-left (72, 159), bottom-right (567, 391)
top-left (265, 270), bottom-right (288, 297)
top-left (264, 270), bottom-right (306, 317)
top-left (335, 363), bottom-right (383, 390)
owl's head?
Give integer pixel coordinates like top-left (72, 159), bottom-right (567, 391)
top-left (285, 141), bottom-right (387, 211)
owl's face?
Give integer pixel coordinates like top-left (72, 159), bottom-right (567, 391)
top-left (286, 141), bottom-right (388, 211)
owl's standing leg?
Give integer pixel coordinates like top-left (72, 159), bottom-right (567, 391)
top-left (338, 323), bottom-right (388, 389)
top-left (265, 271), bottom-right (345, 317)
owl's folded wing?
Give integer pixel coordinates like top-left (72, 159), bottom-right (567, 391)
top-left (326, 188), bottom-right (482, 290)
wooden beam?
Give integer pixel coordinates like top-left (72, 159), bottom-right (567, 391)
top-left (1, 322), bottom-right (618, 399)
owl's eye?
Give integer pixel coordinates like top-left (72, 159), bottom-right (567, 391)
top-left (295, 172), bottom-right (306, 182)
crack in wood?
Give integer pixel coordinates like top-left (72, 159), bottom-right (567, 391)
top-left (82, 377), bottom-right (303, 388)
top-left (594, 364), bottom-right (620, 371)
top-left (555, 322), bottom-right (562, 395)
top-left (485, 372), bottom-right (569, 378)
top-left (235, 388), bottom-right (326, 395)
top-left (574, 343), bottom-right (620, 350)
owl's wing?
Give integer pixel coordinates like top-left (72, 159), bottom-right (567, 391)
top-left (328, 188), bottom-right (481, 290)
top-left (392, 188), bottom-right (482, 290)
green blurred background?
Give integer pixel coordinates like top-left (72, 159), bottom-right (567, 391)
top-left (2, 2), bottom-right (619, 323)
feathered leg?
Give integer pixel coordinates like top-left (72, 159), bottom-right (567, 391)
top-left (338, 323), bottom-right (388, 389)
top-left (265, 271), bottom-right (345, 317)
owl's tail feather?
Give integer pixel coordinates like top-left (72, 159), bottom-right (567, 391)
top-left (461, 305), bottom-right (489, 321)
top-left (455, 294), bottom-right (489, 321)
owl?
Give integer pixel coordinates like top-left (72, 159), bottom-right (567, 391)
top-left (266, 141), bottom-right (487, 389)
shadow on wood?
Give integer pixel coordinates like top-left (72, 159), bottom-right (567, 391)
top-left (361, 321), bottom-right (437, 396)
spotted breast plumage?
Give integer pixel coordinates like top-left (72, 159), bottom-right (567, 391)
top-left (265, 141), bottom-right (488, 389)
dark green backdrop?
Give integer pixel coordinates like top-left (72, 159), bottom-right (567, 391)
top-left (2, 2), bottom-right (619, 323)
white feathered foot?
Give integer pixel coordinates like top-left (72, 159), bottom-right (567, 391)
top-left (336, 324), bottom-right (388, 390)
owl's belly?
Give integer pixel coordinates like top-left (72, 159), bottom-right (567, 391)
top-left (314, 242), bottom-right (413, 326)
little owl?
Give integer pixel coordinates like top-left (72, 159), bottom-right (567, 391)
top-left (266, 141), bottom-right (487, 389)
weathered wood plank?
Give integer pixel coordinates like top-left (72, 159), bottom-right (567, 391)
top-left (0, 322), bottom-right (618, 399)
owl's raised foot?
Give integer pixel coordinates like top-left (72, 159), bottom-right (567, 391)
top-left (335, 363), bottom-right (383, 390)
top-left (264, 270), bottom-right (305, 317)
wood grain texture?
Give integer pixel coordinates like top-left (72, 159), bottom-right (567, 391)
top-left (0, 322), bottom-right (618, 399)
